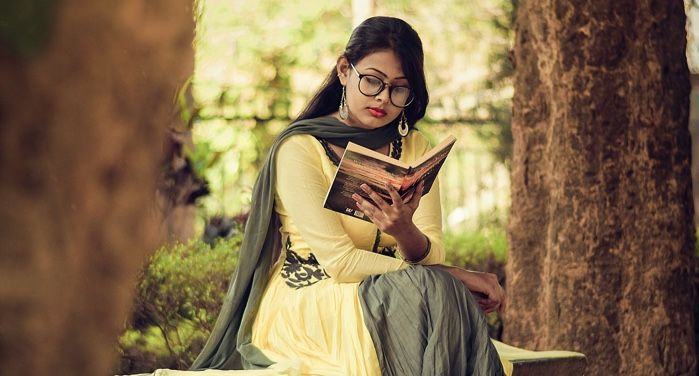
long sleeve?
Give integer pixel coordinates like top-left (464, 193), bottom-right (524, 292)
top-left (387, 134), bottom-right (445, 265)
top-left (274, 135), bottom-right (409, 283)
top-left (406, 139), bottom-right (445, 265)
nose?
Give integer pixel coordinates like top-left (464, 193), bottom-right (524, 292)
top-left (375, 85), bottom-right (391, 103)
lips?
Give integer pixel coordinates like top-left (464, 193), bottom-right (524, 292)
top-left (368, 107), bottom-right (386, 117)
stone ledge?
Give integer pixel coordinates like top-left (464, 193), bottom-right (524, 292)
top-left (493, 340), bottom-right (587, 376)
top-left (511, 356), bottom-right (587, 375)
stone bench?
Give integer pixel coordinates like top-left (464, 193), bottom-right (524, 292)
top-left (124, 341), bottom-right (587, 376)
top-left (493, 340), bottom-right (587, 375)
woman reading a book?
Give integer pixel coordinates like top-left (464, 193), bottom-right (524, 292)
top-left (191, 16), bottom-right (507, 375)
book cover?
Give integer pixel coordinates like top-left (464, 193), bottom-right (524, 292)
top-left (323, 135), bottom-right (456, 222)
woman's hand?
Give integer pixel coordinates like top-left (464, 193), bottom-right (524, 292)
top-left (432, 265), bottom-right (506, 314)
top-left (351, 181), bottom-right (424, 237)
top-left (459, 269), bottom-right (506, 314)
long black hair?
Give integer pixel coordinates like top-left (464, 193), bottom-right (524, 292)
top-left (294, 16), bottom-right (429, 131)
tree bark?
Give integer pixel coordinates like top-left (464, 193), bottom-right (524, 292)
top-left (691, 74), bottom-right (699, 225)
top-left (0, 1), bottom-right (194, 375)
top-left (506, 1), bottom-right (696, 375)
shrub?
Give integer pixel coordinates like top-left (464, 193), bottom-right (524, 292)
top-left (443, 227), bottom-right (508, 340)
top-left (444, 227), bottom-right (507, 273)
top-left (117, 227), bottom-right (511, 372)
top-left (116, 236), bottom-right (241, 374)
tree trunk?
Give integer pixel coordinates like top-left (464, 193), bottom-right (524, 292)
top-left (691, 74), bottom-right (699, 225)
top-left (506, 1), bottom-right (696, 375)
top-left (0, 1), bottom-right (194, 375)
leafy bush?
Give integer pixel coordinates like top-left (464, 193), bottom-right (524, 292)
top-left (116, 236), bottom-right (241, 374)
top-left (443, 227), bottom-right (508, 339)
top-left (117, 227), bottom-right (511, 372)
top-left (444, 227), bottom-right (507, 272)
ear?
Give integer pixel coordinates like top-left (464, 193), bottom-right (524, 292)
top-left (336, 56), bottom-right (350, 86)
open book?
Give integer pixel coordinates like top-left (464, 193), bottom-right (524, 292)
top-left (323, 135), bottom-right (456, 222)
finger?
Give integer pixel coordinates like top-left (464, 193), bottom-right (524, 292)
top-left (471, 291), bottom-right (489, 300)
top-left (486, 302), bottom-right (501, 314)
top-left (385, 183), bottom-right (405, 207)
top-left (407, 181), bottom-right (425, 209)
top-left (352, 193), bottom-right (382, 222)
top-left (480, 296), bottom-right (501, 307)
top-left (360, 184), bottom-right (392, 212)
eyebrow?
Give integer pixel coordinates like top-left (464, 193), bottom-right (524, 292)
top-left (366, 67), bottom-right (408, 81)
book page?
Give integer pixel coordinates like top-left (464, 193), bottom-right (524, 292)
top-left (412, 135), bottom-right (457, 166)
top-left (398, 136), bottom-right (456, 198)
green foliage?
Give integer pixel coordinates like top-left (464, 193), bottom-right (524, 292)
top-left (190, 0), bottom-right (351, 222)
top-left (117, 236), bottom-right (242, 373)
top-left (474, 0), bottom-right (517, 167)
top-left (443, 226), bottom-right (508, 340)
top-left (443, 227), bottom-right (507, 268)
top-left (190, 0), bottom-right (518, 226)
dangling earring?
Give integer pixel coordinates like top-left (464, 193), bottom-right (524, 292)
top-left (339, 86), bottom-right (349, 120)
top-left (398, 110), bottom-right (409, 137)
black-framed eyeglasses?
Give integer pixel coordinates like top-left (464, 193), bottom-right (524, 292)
top-left (350, 63), bottom-right (414, 108)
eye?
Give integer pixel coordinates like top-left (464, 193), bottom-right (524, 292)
top-left (364, 75), bottom-right (383, 87)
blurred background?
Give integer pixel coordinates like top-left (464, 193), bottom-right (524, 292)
top-left (116, 1), bottom-right (699, 373)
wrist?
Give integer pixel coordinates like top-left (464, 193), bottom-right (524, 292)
top-left (392, 223), bottom-right (421, 241)
top-left (404, 234), bottom-right (431, 264)
top-left (453, 268), bottom-right (478, 289)
top-left (393, 225), bottom-right (430, 263)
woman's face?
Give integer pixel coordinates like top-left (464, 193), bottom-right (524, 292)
top-left (336, 49), bottom-right (409, 130)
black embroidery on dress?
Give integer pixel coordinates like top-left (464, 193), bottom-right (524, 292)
top-left (371, 230), bottom-right (397, 258)
top-left (375, 246), bottom-right (397, 258)
top-left (281, 239), bottom-right (330, 289)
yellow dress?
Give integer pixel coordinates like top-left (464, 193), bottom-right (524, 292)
top-left (250, 131), bottom-right (446, 375)
top-left (130, 128), bottom-right (586, 376)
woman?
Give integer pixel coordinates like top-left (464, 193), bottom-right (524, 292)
top-left (191, 16), bottom-right (506, 376)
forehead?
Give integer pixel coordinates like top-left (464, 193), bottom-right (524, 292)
top-left (354, 49), bottom-right (406, 79)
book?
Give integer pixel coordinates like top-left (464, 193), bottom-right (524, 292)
top-left (323, 135), bottom-right (457, 222)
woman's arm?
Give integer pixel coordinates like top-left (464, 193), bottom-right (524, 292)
top-left (350, 132), bottom-right (504, 312)
top-left (354, 182), bottom-right (505, 312)
top-left (353, 132), bottom-right (445, 265)
top-left (275, 135), bottom-right (409, 283)
top-left (430, 264), bottom-right (506, 314)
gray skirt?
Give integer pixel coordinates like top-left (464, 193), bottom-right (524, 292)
top-left (359, 266), bottom-right (505, 376)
